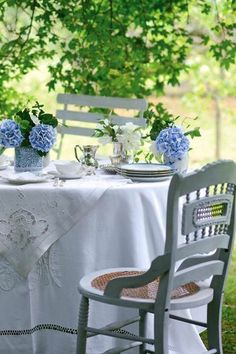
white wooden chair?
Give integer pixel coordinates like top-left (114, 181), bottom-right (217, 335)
top-left (55, 94), bottom-right (148, 159)
top-left (76, 160), bottom-right (236, 354)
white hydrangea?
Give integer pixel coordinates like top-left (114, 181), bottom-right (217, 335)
top-left (113, 125), bottom-right (120, 134)
top-left (117, 122), bottom-right (142, 152)
top-left (95, 123), bottom-right (104, 131)
top-left (103, 119), bottom-right (110, 126)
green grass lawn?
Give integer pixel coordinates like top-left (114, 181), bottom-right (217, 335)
top-left (201, 248), bottom-right (236, 354)
top-left (220, 249), bottom-right (236, 354)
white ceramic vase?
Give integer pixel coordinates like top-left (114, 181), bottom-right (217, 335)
top-left (14, 147), bottom-right (43, 172)
top-left (163, 152), bottom-right (188, 173)
top-left (43, 152), bottom-right (50, 168)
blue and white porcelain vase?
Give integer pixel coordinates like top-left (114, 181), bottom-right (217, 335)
top-left (14, 147), bottom-right (43, 172)
top-left (164, 152), bottom-right (188, 173)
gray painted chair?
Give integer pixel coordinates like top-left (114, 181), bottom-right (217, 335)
top-left (55, 94), bottom-right (148, 158)
top-left (77, 160), bottom-right (236, 354)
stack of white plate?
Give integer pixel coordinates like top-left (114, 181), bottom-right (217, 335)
top-left (116, 163), bottom-right (174, 182)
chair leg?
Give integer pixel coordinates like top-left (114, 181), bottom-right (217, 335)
top-left (139, 310), bottom-right (147, 354)
top-left (77, 295), bottom-right (89, 354)
top-left (154, 309), bottom-right (169, 354)
top-left (207, 293), bottom-right (224, 354)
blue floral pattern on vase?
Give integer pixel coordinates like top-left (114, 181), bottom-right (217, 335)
top-left (14, 147), bottom-right (43, 172)
top-left (164, 152), bottom-right (188, 173)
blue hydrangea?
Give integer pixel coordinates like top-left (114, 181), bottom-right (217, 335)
top-left (0, 119), bottom-right (24, 148)
top-left (29, 124), bottom-right (56, 153)
top-left (155, 126), bottom-right (189, 162)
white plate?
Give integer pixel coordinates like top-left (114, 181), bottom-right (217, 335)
top-left (0, 175), bottom-right (52, 185)
top-left (129, 175), bottom-right (172, 182)
top-left (117, 170), bottom-right (173, 177)
top-left (116, 168), bottom-right (173, 178)
top-left (0, 169), bottom-right (53, 184)
top-left (118, 163), bottom-right (172, 173)
top-left (48, 171), bottom-right (83, 180)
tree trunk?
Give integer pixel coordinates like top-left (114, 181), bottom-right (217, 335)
top-left (213, 93), bottom-right (221, 160)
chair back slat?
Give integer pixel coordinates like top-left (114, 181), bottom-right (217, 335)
top-left (56, 110), bottom-right (146, 126)
top-left (173, 260), bottom-right (224, 289)
top-left (176, 234), bottom-right (230, 260)
top-left (58, 126), bottom-right (95, 137)
top-left (57, 93), bottom-right (148, 111)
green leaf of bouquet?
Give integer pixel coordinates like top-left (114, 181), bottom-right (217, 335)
top-left (94, 130), bottom-right (104, 137)
top-left (33, 102), bottom-right (44, 110)
top-left (19, 120), bottom-right (31, 132)
top-left (39, 113), bottom-right (58, 127)
top-left (21, 139), bottom-right (30, 147)
top-left (0, 146), bottom-right (5, 155)
top-left (37, 150), bottom-right (46, 157)
top-left (150, 129), bottom-right (158, 141)
top-left (16, 109), bottom-right (31, 122)
top-left (185, 127), bottom-right (201, 138)
top-left (148, 153), bottom-right (154, 162)
top-left (106, 126), bottom-right (115, 136)
top-left (136, 150), bottom-right (143, 156)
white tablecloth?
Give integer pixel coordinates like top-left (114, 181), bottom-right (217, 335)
top-left (0, 172), bottom-right (207, 354)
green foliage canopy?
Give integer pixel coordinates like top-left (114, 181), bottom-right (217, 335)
top-left (0, 0), bottom-right (235, 115)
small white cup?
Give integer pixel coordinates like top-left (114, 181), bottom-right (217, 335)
top-left (54, 160), bottom-right (84, 176)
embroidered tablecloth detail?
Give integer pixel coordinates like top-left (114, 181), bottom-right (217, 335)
top-left (0, 244), bottom-right (61, 291)
top-left (0, 177), bottom-right (130, 276)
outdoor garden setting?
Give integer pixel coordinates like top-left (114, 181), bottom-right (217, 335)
top-left (0, 1), bottom-right (235, 353)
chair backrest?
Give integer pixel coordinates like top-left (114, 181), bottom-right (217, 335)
top-left (56, 94), bottom-right (148, 138)
top-left (157, 160), bottom-right (236, 308)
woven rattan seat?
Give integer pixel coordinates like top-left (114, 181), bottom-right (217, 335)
top-left (91, 271), bottom-right (199, 300)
